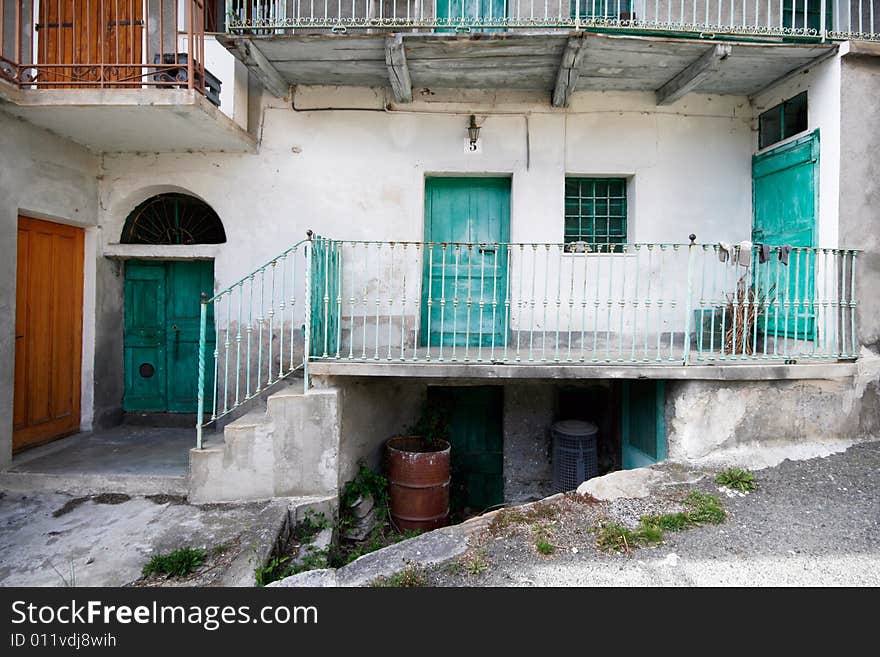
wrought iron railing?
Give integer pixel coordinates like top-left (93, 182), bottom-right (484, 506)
top-left (196, 234), bottom-right (858, 446)
top-left (0, 0), bottom-right (208, 91)
top-left (224, 0), bottom-right (880, 40)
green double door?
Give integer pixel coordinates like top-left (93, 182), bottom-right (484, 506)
top-left (752, 130), bottom-right (818, 339)
top-left (422, 177), bottom-right (510, 347)
top-left (123, 260), bottom-right (214, 413)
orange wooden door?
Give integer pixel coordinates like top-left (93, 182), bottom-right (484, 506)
top-left (37, 0), bottom-right (143, 87)
top-left (13, 216), bottom-right (84, 452)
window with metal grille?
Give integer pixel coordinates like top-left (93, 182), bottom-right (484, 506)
top-left (564, 178), bottom-right (628, 252)
top-left (570, 0), bottom-right (634, 20)
top-left (759, 91), bottom-right (808, 150)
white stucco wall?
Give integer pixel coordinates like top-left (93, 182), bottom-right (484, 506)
top-left (0, 110), bottom-right (99, 467)
top-left (179, 34), bottom-right (249, 128)
top-left (98, 87), bottom-right (754, 292)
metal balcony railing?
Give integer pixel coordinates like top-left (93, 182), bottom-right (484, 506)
top-left (0, 1), bottom-right (209, 93)
top-left (195, 234), bottom-right (859, 446)
top-left (224, 0), bottom-right (880, 40)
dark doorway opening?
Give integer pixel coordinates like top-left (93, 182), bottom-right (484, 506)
top-left (427, 385), bottom-right (504, 518)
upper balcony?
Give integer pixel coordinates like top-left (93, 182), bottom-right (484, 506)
top-left (218, 0), bottom-right (877, 103)
top-left (0, 0), bottom-right (255, 153)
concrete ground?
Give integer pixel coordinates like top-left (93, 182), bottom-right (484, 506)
top-left (0, 425), bottom-right (207, 496)
top-left (424, 440), bottom-right (880, 586)
top-left (10, 426), bottom-right (193, 477)
top-left (0, 490), bottom-right (292, 587)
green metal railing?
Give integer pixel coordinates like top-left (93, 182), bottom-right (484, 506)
top-left (196, 237), bottom-right (313, 448)
top-left (196, 235), bottom-right (859, 446)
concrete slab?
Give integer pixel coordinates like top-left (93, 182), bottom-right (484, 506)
top-left (1, 426), bottom-right (194, 496)
top-left (225, 32), bottom-right (835, 98)
top-left (0, 87), bottom-right (256, 154)
top-left (10, 426), bottom-right (192, 477)
top-left (0, 490), bottom-right (291, 587)
top-left (308, 360), bottom-right (858, 380)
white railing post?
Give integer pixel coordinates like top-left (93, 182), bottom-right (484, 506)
top-left (303, 230), bottom-right (313, 392)
top-left (682, 234), bottom-right (697, 365)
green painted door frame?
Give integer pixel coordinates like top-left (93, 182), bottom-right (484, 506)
top-left (752, 130), bottom-right (819, 339)
top-left (123, 260), bottom-right (215, 413)
top-left (421, 177), bottom-right (511, 348)
top-left (621, 380), bottom-right (666, 469)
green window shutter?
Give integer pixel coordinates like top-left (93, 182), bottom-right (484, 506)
top-left (782, 0), bottom-right (833, 32)
top-left (564, 177), bottom-right (627, 251)
top-left (571, 0), bottom-right (634, 20)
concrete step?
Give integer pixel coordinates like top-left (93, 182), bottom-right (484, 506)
top-left (188, 386), bottom-right (341, 504)
top-left (0, 471), bottom-right (188, 496)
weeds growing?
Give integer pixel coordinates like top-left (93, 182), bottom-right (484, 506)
top-left (715, 467), bottom-right (757, 492)
top-left (142, 547), bottom-right (207, 578)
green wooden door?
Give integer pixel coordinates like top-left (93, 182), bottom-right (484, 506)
top-left (752, 130), bottom-right (818, 339)
top-left (422, 178), bottom-right (510, 348)
top-left (430, 386), bottom-right (504, 510)
top-left (621, 380), bottom-right (666, 469)
top-left (165, 261), bottom-right (214, 412)
top-left (123, 262), bottom-right (167, 411)
top-left (124, 260), bottom-right (214, 412)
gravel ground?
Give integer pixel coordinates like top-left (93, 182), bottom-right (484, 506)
top-left (427, 440), bottom-right (880, 587)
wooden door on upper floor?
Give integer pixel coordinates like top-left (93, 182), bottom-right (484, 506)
top-left (13, 216), bottom-right (84, 452)
top-left (37, 0), bottom-right (144, 87)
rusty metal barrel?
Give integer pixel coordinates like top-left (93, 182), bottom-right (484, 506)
top-left (386, 436), bottom-right (451, 531)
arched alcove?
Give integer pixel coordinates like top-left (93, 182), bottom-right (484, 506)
top-left (120, 193), bottom-right (226, 245)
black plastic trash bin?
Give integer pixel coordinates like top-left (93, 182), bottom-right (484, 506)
top-left (551, 420), bottom-right (599, 493)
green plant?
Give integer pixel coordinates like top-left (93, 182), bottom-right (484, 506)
top-left (685, 491), bottom-right (726, 524)
top-left (406, 397), bottom-right (451, 448)
top-left (716, 467), bottom-right (757, 492)
top-left (634, 523), bottom-right (664, 546)
top-left (340, 462), bottom-right (389, 516)
top-left (292, 510), bottom-right (329, 543)
top-left (594, 521), bottom-right (638, 553)
top-left (371, 564), bottom-right (428, 588)
top-left (535, 537), bottom-right (555, 555)
top-left (142, 547), bottom-right (207, 578)
top-left (254, 555), bottom-right (291, 587)
top-left (640, 512), bottom-right (692, 532)
top-left (460, 548), bottom-right (489, 575)
top-left (595, 491), bottom-right (727, 554)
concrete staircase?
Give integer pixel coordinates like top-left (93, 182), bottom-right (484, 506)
top-left (189, 384), bottom-right (341, 503)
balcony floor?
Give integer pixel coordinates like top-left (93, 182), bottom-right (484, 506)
top-left (0, 85), bottom-right (256, 153)
top-left (219, 30), bottom-right (836, 99)
top-left (308, 357), bottom-right (857, 380)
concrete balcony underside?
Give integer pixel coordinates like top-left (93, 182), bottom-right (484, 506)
top-left (309, 359), bottom-right (858, 380)
top-left (0, 85), bottom-right (256, 153)
top-left (218, 30), bottom-right (836, 102)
